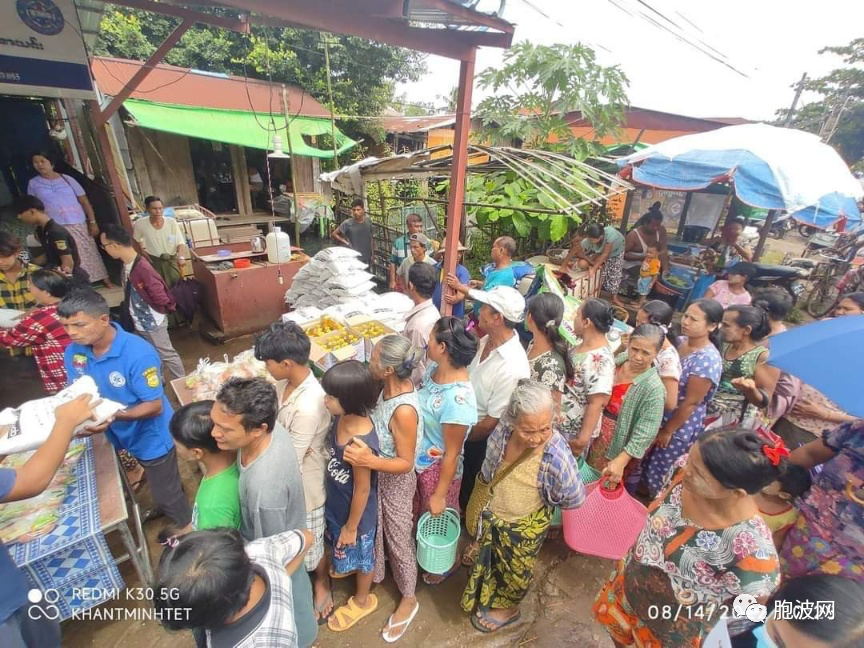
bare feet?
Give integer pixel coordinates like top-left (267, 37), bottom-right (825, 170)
top-left (313, 575), bottom-right (333, 623)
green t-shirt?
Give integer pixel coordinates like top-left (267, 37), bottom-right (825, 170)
top-left (193, 463), bottom-right (242, 530)
top-left (582, 225), bottom-right (625, 257)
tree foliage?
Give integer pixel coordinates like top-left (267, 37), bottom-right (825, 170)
top-left (452, 42), bottom-right (629, 243)
top-left (94, 8), bottom-right (426, 144)
top-left (474, 42), bottom-right (629, 158)
top-left (775, 37), bottom-right (864, 166)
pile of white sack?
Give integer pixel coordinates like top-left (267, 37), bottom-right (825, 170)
top-left (285, 247), bottom-right (377, 310)
top-left (284, 247), bottom-right (415, 333)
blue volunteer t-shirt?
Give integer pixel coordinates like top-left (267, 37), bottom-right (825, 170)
top-left (64, 323), bottom-right (174, 461)
top-left (0, 468), bottom-right (32, 623)
top-left (433, 261), bottom-right (470, 319)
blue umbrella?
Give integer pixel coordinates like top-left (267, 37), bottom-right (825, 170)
top-left (767, 315), bottom-right (864, 416)
top-left (618, 124), bottom-right (863, 229)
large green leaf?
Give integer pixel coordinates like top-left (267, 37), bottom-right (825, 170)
top-left (550, 215), bottom-right (569, 242)
top-left (511, 212), bottom-right (531, 237)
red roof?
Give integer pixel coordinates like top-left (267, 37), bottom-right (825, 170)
top-left (565, 107), bottom-right (751, 132)
top-left (91, 56), bottom-right (330, 117)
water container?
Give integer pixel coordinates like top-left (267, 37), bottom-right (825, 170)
top-left (266, 226), bottom-right (292, 263)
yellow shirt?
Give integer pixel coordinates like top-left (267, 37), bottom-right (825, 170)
top-left (489, 451), bottom-right (544, 522)
top-left (133, 216), bottom-right (185, 257)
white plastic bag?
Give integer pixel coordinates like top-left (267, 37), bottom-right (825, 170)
top-left (0, 377), bottom-right (125, 455)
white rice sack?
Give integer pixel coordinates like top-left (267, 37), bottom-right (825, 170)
top-left (0, 308), bottom-right (25, 328)
top-left (376, 292), bottom-right (415, 314)
top-left (329, 281), bottom-right (377, 297)
top-left (328, 271), bottom-right (376, 289)
top-left (0, 377), bottom-right (125, 455)
top-left (282, 307), bottom-right (323, 326)
top-left (316, 246), bottom-right (361, 261)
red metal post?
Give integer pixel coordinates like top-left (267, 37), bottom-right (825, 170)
top-left (96, 17), bottom-right (195, 126)
top-left (441, 50), bottom-right (476, 316)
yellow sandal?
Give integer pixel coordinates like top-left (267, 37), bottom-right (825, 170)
top-left (327, 594), bottom-right (379, 632)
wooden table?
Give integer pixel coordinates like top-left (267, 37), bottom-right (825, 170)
top-left (93, 435), bottom-right (153, 584)
top-left (170, 377), bottom-right (195, 408)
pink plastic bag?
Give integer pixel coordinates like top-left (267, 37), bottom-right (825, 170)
top-left (563, 481), bottom-right (648, 560)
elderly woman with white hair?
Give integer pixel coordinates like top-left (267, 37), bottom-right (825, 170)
top-left (461, 379), bottom-right (586, 634)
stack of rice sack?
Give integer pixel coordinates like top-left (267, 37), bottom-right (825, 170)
top-left (285, 247), bottom-right (376, 309)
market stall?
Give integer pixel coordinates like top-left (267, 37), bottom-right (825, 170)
top-left (1, 434), bottom-right (151, 620)
top-left (191, 241), bottom-right (310, 340)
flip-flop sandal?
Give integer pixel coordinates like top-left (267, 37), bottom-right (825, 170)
top-left (315, 591), bottom-right (334, 626)
top-left (461, 543), bottom-right (480, 568)
top-left (422, 564), bottom-right (459, 586)
top-left (381, 601), bottom-right (420, 643)
top-left (470, 609), bottom-right (522, 634)
top-left (327, 594), bottom-right (379, 632)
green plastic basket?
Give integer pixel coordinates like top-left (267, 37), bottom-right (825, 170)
top-left (551, 507), bottom-right (563, 527)
top-left (578, 458), bottom-right (601, 485)
top-left (416, 508), bottom-right (460, 574)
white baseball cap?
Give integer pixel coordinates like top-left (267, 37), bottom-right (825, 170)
top-left (469, 286), bottom-right (526, 323)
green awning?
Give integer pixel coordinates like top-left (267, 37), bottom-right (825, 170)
top-left (123, 99), bottom-right (357, 159)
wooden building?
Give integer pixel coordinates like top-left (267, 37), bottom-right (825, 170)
top-left (91, 56), bottom-right (356, 215)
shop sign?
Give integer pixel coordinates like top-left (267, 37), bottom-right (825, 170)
top-left (0, 0), bottom-right (95, 99)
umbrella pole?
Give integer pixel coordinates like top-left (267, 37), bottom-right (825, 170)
top-left (753, 209), bottom-right (776, 261)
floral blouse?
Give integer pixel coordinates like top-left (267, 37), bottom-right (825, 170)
top-left (628, 458), bottom-right (780, 609)
top-left (528, 345), bottom-right (566, 393)
top-left (655, 344), bottom-right (682, 381)
top-left (796, 421), bottom-right (864, 561)
top-left (559, 345), bottom-right (615, 440)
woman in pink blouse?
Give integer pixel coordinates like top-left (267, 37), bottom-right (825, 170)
top-left (27, 151), bottom-right (111, 286)
top-left (704, 262), bottom-right (755, 309)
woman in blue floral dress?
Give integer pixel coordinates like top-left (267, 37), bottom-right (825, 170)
top-left (642, 300), bottom-right (723, 498)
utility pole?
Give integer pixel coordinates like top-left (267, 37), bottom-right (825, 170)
top-left (783, 73), bottom-right (807, 127)
top-left (281, 85), bottom-right (302, 246)
top-left (322, 36), bottom-right (341, 168)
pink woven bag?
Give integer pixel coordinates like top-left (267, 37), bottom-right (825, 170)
top-left (562, 481), bottom-right (648, 560)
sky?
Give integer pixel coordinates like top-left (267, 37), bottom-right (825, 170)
top-left (397, 0), bottom-right (864, 122)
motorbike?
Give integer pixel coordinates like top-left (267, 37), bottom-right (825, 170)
top-left (767, 213), bottom-right (794, 239)
top-left (746, 263), bottom-right (809, 303)
top-left (798, 223), bottom-right (818, 239)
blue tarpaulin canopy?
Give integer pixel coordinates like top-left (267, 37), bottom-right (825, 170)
top-left (619, 124), bottom-right (862, 229)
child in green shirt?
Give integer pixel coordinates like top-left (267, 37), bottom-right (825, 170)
top-left (169, 400), bottom-right (241, 530)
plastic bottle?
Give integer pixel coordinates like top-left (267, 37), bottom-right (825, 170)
top-left (266, 226), bottom-right (291, 264)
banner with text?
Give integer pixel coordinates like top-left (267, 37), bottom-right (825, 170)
top-left (0, 0), bottom-right (95, 99)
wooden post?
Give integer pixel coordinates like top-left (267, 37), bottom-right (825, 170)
top-left (88, 101), bottom-right (133, 231)
top-left (230, 145), bottom-right (253, 217)
top-left (618, 189), bottom-right (634, 235)
top-left (441, 50), bottom-right (476, 316)
top-left (281, 86), bottom-right (302, 244)
top-left (753, 209), bottom-right (776, 261)
top-left (678, 192), bottom-right (693, 236)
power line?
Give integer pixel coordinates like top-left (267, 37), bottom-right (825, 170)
top-left (515, 0), bottom-right (613, 54)
top-left (605, 0), bottom-right (749, 78)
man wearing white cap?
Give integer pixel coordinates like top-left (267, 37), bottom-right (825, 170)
top-left (460, 285), bottom-right (531, 510)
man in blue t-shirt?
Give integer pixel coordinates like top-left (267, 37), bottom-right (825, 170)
top-left (432, 243), bottom-right (470, 318)
top-left (0, 394), bottom-right (97, 647)
top-left (58, 289), bottom-right (192, 531)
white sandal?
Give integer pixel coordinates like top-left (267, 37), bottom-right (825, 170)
top-left (382, 601), bottom-right (420, 643)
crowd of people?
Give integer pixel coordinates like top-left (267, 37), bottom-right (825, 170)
top-left (1, 202), bottom-right (864, 647)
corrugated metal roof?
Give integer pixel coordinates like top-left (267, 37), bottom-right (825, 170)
top-left (73, 0), bottom-right (106, 51)
top-left (379, 114), bottom-right (456, 133)
top-left (91, 56), bottom-right (331, 117)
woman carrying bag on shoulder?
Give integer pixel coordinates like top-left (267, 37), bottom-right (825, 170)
top-left (461, 380), bottom-right (585, 634)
